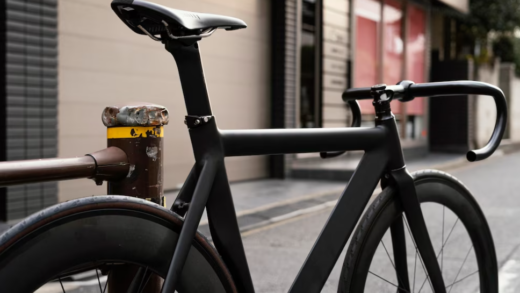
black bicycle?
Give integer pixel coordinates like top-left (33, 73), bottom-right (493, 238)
top-left (0, 1), bottom-right (507, 292)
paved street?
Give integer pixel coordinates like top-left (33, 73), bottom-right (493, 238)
top-left (241, 151), bottom-right (520, 292)
top-left (34, 150), bottom-right (520, 292)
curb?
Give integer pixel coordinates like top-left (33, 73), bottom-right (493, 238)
top-left (425, 157), bottom-right (468, 171)
top-left (197, 190), bottom-right (344, 238)
top-left (199, 154), bottom-right (481, 239)
top-left (499, 140), bottom-right (520, 155)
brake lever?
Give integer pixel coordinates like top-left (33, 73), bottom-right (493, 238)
top-left (320, 100), bottom-right (361, 159)
top-left (319, 150), bottom-right (346, 159)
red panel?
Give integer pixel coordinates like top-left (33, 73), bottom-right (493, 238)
top-left (354, 0), bottom-right (380, 114)
top-left (383, 0), bottom-right (404, 114)
top-left (382, 0), bottom-right (403, 86)
top-left (354, 17), bottom-right (378, 88)
top-left (406, 4), bottom-right (426, 115)
top-left (354, 16), bottom-right (378, 114)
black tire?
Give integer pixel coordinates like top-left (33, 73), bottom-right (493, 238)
top-left (0, 196), bottom-right (237, 293)
top-left (339, 169), bottom-right (497, 293)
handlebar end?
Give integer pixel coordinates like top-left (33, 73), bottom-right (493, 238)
top-left (466, 148), bottom-right (494, 162)
top-left (466, 151), bottom-right (477, 162)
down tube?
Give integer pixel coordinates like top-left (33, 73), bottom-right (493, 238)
top-left (289, 149), bottom-right (388, 293)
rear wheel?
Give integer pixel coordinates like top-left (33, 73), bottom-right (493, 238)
top-left (0, 196), bottom-right (236, 293)
top-left (339, 170), bottom-right (498, 293)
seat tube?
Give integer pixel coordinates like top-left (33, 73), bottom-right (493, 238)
top-left (101, 103), bottom-right (170, 293)
top-left (164, 39), bottom-right (255, 292)
top-left (164, 39), bottom-right (213, 116)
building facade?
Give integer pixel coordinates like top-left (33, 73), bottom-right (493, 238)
top-left (1, 0), bottom-right (271, 221)
top-left (0, 0), bottom-right (470, 221)
top-left (1, 0), bottom-right (58, 221)
top-left (272, 0), bottom-right (468, 178)
top-left (56, 0), bottom-right (271, 202)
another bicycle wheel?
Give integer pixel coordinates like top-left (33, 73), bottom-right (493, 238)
top-left (339, 170), bottom-right (497, 293)
top-left (0, 196), bottom-right (236, 293)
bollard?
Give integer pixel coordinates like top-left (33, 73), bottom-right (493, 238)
top-left (102, 103), bottom-right (169, 292)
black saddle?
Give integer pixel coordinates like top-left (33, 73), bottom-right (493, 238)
top-left (111, 0), bottom-right (247, 40)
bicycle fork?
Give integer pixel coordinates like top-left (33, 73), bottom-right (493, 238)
top-left (390, 168), bottom-right (446, 293)
top-left (375, 90), bottom-right (446, 292)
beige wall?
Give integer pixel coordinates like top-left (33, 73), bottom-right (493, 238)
top-left (510, 77), bottom-right (520, 141)
top-left (57, 0), bottom-right (270, 201)
top-left (504, 65), bottom-right (520, 142)
top-left (476, 61), bottom-right (500, 148)
top-left (322, 0), bottom-right (350, 129)
top-left (471, 61), bottom-right (520, 148)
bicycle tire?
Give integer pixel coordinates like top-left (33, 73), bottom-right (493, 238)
top-left (339, 169), bottom-right (498, 293)
top-left (0, 195), bottom-right (237, 293)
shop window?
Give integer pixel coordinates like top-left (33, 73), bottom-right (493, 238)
top-left (382, 0), bottom-right (403, 86)
top-left (354, 0), bottom-right (381, 114)
top-left (405, 4), bottom-right (426, 138)
top-left (354, 0), bottom-right (427, 140)
top-left (383, 0), bottom-right (404, 116)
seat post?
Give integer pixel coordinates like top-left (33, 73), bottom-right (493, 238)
top-left (164, 39), bottom-right (213, 116)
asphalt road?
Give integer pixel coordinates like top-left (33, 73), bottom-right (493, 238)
top-left (35, 151), bottom-right (520, 292)
top-left (241, 151), bottom-right (520, 293)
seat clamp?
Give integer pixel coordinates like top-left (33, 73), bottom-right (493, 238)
top-left (184, 115), bottom-right (213, 129)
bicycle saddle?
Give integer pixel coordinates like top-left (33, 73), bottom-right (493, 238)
top-left (111, 0), bottom-right (247, 41)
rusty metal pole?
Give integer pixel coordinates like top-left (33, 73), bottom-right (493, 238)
top-left (102, 103), bottom-right (169, 293)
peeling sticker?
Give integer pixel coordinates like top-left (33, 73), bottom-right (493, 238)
top-left (127, 165), bottom-right (135, 178)
top-left (146, 146), bottom-right (158, 161)
top-left (107, 126), bottom-right (163, 139)
top-left (102, 104), bottom-right (169, 127)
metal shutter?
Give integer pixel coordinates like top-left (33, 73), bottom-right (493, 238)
top-left (270, 0), bottom-right (299, 178)
top-left (1, 0), bottom-right (58, 221)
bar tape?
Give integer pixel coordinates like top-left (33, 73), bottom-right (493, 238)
top-left (107, 126), bottom-right (164, 139)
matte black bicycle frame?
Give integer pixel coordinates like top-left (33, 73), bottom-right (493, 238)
top-left (160, 39), bottom-right (505, 293)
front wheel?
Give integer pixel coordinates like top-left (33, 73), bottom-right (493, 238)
top-left (339, 169), bottom-right (497, 293)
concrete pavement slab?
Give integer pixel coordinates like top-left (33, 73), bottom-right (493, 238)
top-left (178, 152), bottom-right (469, 237)
top-left (241, 151), bottom-right (519, 292)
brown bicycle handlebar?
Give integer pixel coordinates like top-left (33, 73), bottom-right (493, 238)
top-left (0, 147), bottom-right (129, 187)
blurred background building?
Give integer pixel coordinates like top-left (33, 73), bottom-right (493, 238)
top-left (2, 0), bottom-right (520, 222)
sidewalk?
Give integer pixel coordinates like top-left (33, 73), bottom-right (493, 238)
top-left (164, 152), bottom-right (468, 237)
top-left (291, 152), bottom-right (466, 180)
top-left (0, 223), bottom-right (8, 234)
top-left (0, 152), bottom-right (469, 236)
